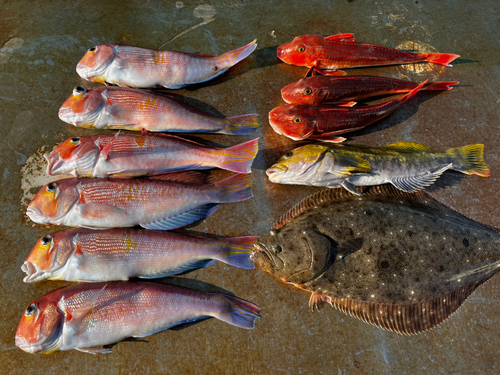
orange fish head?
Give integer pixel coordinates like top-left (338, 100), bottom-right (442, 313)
top-left (16, 295), bottom-right (64, 354)
top-left (76, 44), bottom-right (117, 83)
top-left (45, 136), bottom-right (99, 177)
top-left (22, 231), bottom-right (77, 283)
top-left (27, 180), bottom-right (80, 225)
top-left (277, 35), bottom-right (323, 67)
top-left (268, 104), bottom-right (315, 141)
top-left (58, 86), bottom-right (106, 127)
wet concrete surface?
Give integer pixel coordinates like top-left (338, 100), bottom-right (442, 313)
top-left (1, 0), bottom-right (499, 373)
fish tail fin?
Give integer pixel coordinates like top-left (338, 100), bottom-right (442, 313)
top-left (419, 53), bottom-right (460, 67)
top-left (423, 81), bottom-right (459, 90)
top-left (215, 40), bottom-right (257, 69)
top-left (214, 173), bottom-right (254, 204)
top-left (215, 235), bottom-right (258, 269)
top-left (221, 114), bottom-right (260, 135)
top-left (215, 294), bottom-right (261, 329)
top-left (399, 80), bottom-right (427, 104)
top-left (446, 144), bottom-right (490, 177)
top-left (216, 138), bottom-right (259, 173)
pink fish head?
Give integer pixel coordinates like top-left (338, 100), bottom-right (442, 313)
top-left (76, 44), bottom-right (117, 83)
top-left (268, 104), bottom-right (316, 141)
top-left (58, 86), bottom-right (106, 127)
top-left (277, 35), bottom-right (325, 67)
top-left (16, 293), bottom-right (64, 353)
top-left (22, 230), bottom-right (77, 283)
top-left (45, 136), bottom-right (99, 177)
top-left (281, 77), bottom-right (326, 105)
top-left (27, 179), bottom-right (80, 225)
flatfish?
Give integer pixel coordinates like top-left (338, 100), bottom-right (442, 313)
top-left (252, 186), bottom-right (500, 334)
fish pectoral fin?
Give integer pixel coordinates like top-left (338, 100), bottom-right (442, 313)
top-left (309, 292), bottom-right (332, 311)
top-left (115, 56), bottom-right (132, 70)
top-left (328, 153), bottom-right (371, 176)
top-left (316, 68), bottom-right (347, 77)
top-left (138, 259), bottom-right (217, 279)
top-left (100, 131), bottom-right (121, 160)
top-left (61, 285), bottom-right (107, 335)
top-left (380, 142), bottom-right (434, 153)
top-left (141, 204), bottom-right (219, 231)
top-left (78, 204), bottom-right (128, 222)
top-left (390, 163), bottom-right (452, 192)
top-left (324, 33), bottom-right (356, 42)
top-left (341, 180), bottom-right (363, 195)
top-left (329, 282), bottom-right (484, 334)
top-left (76, 347), bottom-right (113, 354)
top-left (311, 132), bottom-right (346, 143)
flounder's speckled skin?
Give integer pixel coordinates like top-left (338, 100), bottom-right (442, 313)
top-left (253, 186), bottom-right (500, 334)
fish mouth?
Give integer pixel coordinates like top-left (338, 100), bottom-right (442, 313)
top-left (21, 261), bottom-right (46, 283)
top-left (58, 106), bottom-right (75, 123)
top-left (76, 64), bottom-right (91, 80)
top-left (252, 242), bottom-right (279, 270)
top-left (45, 152), bottom-right (64, 176)
top-left (26, 206), bottom-right (50, 225)
top-left (266, 166), bottom-right (286, 182)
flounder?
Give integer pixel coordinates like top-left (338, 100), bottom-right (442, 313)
top-left (252, 186), bottom-right (500, 334)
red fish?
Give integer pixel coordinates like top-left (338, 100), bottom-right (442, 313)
top-left (269, 81), bottom-right (426, 142)
top-left (281, 76), bottom-right (458, 105)
top-left (277, 34), bottom-right (460, 75)
top-left (76, 40), bottom-right (257, 89)
top-left (58, 86), bottom-right (259, 135)
top-left (16, 282), bottom-right (261, 354)
top-left (22, 228), bottom-right (257, 282)
top-left (26, 172), bottom-right (253, 230)
top-left (45, 133), bottom-right (259, 177)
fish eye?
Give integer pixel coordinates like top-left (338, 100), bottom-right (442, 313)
top-left (303, 89), bottom-right (312, 95)
top-left (74, 86), bottom-right (86, 94)
top-left (89, 47), bottom-right (97, 52)
top-left (293, 118), bottom-right (302, 123)
top-left (284, 151), bottom-right (293, 158)
top-left (25, 303), bottom-right (36, 317)
top-left (41, 235), bottom-right (52, 246)
top-left (297, 47), bottom-right (305, 52)
top-left (70, 137), bottom-right (80, 144)
top-left (46, 183), bottom-right (57, 192)
top-left (272, 245), bottom-right (282, 254)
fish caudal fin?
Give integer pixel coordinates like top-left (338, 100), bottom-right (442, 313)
top-left (215, 173), bottom-right (254, 204)
top-left (221, 114), bottom-right (260, 135)
top-left (419, 53), bottom-right (460, 67)
top-left (423, 81), bottom-right (459, 90)
top-left (400, 80), bottom-right (427, 104)
top-left (447, 144), bottom-right (490, 177)
top-left (216, 236), bottom-right (258, 269)
top-left (216, 40), bottom-right (257, 69)
top-left (215, 295), bottom-right (261, 329)
top-left (217, 138), bottom-right (259, 173)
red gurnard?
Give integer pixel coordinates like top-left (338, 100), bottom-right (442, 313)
top-left (76, 40), bottom-right (257, 89)
top-left (26, 173), bottom-right (253, 230)
top-left (58, 86), bottom-right (259, 135)
top-left (22, 228), bottom-right (257, 282)
top-left (269, 81), bottom-right (426, 142)
top-left (282, 76), bottom-right (458, 105)
top-left (16, 282), bottom-right (261, 354)
top-left (45, 133), bottom-right (259, 177)
top-left (277, 34), bottom-right (460, 75)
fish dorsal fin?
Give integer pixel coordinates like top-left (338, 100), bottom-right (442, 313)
top-left (380, 142), bottom-right (435, 153)
top-left (324, 33), bottom-right (356, 42)
top-left (147, 171), bottom-right (208, 184)
top-left (328, 281), bottom-right (487, 334)
top-left (390, 164), bottom-right (452, 192)
top-left (274, 184), bottom-right (498, 233)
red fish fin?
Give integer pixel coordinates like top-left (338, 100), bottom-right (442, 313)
top-left (216, 138), bottom-right (259, 174)
top-left (319, 69), bottom-right (347, 76)
top-left (336, 101), bottom-right (357, 107)
top-left (148, 171), bottom-right (208, 184)
top-left (324, 33), bottom-right (356, 42)
top-left (446, 144), bottom-right (490, 177)
top-left (215, 295), bottom-right (261, 329)
top-left (423, 81), bottom-right (459, 90)
top-left (214, 173), bottom-right (254, 203)
top-left (100, 131), bottom-right (121, 160)
top-left (141, 128), bottom-right (150, 135)
top-left (419, 53), bottom-right (460, 67)
top-left (309, 292), bottom-right (332, 311)
top-left (311, 133), bottom-right (347, 143)
top-left (399, 80), bottom-right (427, 104)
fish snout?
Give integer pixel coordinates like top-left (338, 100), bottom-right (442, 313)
top-left (26, 206), bottom-right (49, 225)
top-left (76, 63), bottom-right (90, 80)
top-left (21, 261), bottom-right (43, 283)
top-left (44, 152), bottom-right (63, 176)
top-left (266, 166), bottom-right (286, 182)
top-left (58, 105), bottom-right (77, 124)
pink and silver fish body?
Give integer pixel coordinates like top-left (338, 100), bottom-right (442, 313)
top-left (45, 133), bottom-right (259, 177)
top-left (16, 282), bottom-right (261, 354)
top-left (76, 40), bottom-right (257, 89)
top-left (58, 86), bottom-right (259, 135)
top-left (22, 228), bottom-right (257, 283)
top-left (26, 173), bottom-right (253, 230)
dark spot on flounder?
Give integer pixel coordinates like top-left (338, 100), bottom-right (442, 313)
top-left (463, 238), bottom-right (470, 247)
top-left (380, 261), bottom-right (389, 269)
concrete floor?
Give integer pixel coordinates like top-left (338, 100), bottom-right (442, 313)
top-left (1, 0), bottom-right (499, 373)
